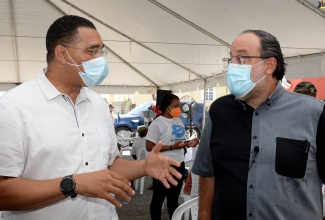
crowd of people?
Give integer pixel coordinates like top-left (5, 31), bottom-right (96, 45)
top-left (0, 14), bottom-right (324, 220)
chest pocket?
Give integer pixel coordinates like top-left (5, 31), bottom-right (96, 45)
top-left (275, 137), bottom-right (310, 179)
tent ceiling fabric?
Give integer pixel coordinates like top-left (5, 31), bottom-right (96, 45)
top-left (1, 0), bottom-right (325, 93)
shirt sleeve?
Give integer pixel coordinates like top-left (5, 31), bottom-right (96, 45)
top-left (191, 113), bottom-right (214, 177)
top-left (102, 99), bottom-right (120, 163)
top-left (316, 105), bottom-right (325, 183)
top-left (0, 101), bottom-right (25, 177)
top-left (131, 140), bottom-right (139, 155)
top-left (146, 119), bottom-right (160, 144)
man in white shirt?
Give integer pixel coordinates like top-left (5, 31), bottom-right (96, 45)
top-left (0, 15), bottom-right (181, 220)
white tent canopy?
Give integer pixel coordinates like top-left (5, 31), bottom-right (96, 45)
top-left (1, 0), bottom-right (325, 94)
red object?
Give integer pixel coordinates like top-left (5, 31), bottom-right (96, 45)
top-left (154, 106), bottom-right (162, 115)
top-left (286, 76), bottom-right (325, 100)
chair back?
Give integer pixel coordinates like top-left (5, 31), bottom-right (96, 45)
top-left (117, 130), bottom-right (134, 147)
top-left (134, 145), bottom-right (148, 194)
top-left (190, 173), bottom-right (199, 197)
top-left (185, 159), bottom-right (194, 170)
top-left (171, 197), bottom-right (199, 220)
top-left (136, 146), bottom-right (148, 160)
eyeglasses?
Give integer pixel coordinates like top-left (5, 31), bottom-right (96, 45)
top-left (63, 45), bottom-right (108, 57)
top-left (222, 55), bottom-right (270, 69)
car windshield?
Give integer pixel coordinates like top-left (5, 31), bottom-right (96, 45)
top-left (126, 101), bottom-right (152, 115)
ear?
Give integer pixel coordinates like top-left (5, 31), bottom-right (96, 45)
top-left (264, 57), bottom-right (277, 76)
top-left (54, 45), bottom-right (68, 65)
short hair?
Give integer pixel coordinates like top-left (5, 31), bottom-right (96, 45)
top-left (46, 15), bottom-right (96, 63)
top-left (137, 126), bottom-right (148, 137)
top-left (241, 30), bottom-right (286, 81)
top-left (294, 81), bottom-right (317, 95)
top-left (159, 94), bottom-right (179, 113)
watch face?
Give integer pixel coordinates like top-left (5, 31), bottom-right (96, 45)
top-left (61, 178), bottom-right (75, 192)
top-left (60, 175), bottom-right (77, 198)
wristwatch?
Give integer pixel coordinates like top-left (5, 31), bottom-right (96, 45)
top-left (60, 175), bottom-right (77, 198)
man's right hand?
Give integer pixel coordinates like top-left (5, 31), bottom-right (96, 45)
top-left (74, 170), bottom-right (134, 208)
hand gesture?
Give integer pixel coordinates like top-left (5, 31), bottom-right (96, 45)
top-left (145, 141), bottom-right (182, 188)
top-left (74, 170), bottom-right (134, 208)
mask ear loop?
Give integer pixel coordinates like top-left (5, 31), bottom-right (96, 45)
top-left (254, 74), bottom-right (267, 85)
top-left (252, 59), bottom-right (267, 85)
top-left (64, 48), bottom-right (85, 75)
top-left (167, 106), bottom-right (173, 116)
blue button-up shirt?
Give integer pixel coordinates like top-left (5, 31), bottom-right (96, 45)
top-left (192, 82), bottom-right (325, 220)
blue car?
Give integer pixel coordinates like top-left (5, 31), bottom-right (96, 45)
top-left (114, 101), bottom-right (206, 139)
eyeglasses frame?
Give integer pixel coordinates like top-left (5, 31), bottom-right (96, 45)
top-left (62, 45), bottom-right (108, 57)
top-left (222, 55), bottom-right (271, 67)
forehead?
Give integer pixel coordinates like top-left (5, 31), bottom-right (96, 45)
top-left (75, 27), bottom-right (103, 47)
top-left (170, 98), bottom-right (180, 106)
top-left (230, 33), bottom-right (261, 56)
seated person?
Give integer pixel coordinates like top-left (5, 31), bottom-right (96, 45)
top-left (131, 126), bottom-right (148, 160)
top-left (131, 126), bottom-right (148, 189)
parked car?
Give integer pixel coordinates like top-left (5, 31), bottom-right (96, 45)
top-left (114, 100), bottom-right (207, 139)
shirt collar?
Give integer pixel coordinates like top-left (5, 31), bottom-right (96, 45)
top-left (260, 81), bottom-right (285, 109)
top-left (36, 68), bottom-right (89, 103)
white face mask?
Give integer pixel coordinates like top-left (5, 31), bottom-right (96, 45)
top-left (65, 49), bottom-right (109, 87)
top-left (226, 60), bottom-right (266, 97)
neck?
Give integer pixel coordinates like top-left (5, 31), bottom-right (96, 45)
top-left (162, 111), bottom-right (172, 118)
top-left (246, 79), bottom-right (278, 109)
top-left (45, 66), bottom-right (81, 104)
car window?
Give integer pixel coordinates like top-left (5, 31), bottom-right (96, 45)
top-left (126, 101), bottom-right (152, 115)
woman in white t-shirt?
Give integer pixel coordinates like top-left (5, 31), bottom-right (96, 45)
top-left (146, 94), bottom-right (199, 220)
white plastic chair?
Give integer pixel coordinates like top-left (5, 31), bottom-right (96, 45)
top-left (117, 130), bottom-right (134, 156)
top-left (180, 172), bottom-right (199, 220)
top-left (184, 159), bottom-right (194, 170)
top-left (134, 146), bottom-right (148, 194)
top-left (180, 159), bottom-right (199, 220)
top-left (171, 197), bottom-right (199, 220)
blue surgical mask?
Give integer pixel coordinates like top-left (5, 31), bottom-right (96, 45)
top-left (65, 49), bottom-right (109, 87)
top-left (226, 61), bottom-right (266, 97)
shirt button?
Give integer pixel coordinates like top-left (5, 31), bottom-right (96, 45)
top-left (85, 162), bottom-right (88, 166)
top-left (255, 112), bottom-right (258, 116)
top-left (82, 133), bottom-right (84, 137)
top-left (253, 135), bottom-right (257, 139)
top-left (249, 184), bottom-right (253, 189)
top-left (249, 213), bottom-right (253, 217)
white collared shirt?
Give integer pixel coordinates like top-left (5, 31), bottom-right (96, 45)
top-left (0, 69), bottom-right (120, 220)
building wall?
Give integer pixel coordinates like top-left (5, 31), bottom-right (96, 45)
top-left (101, 84), bottom-right (230, 114)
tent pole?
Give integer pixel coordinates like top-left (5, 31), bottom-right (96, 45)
top-left (202, 79), bottom-right (207, 128)
top-left (9, 0), bottom-right (20, 84)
